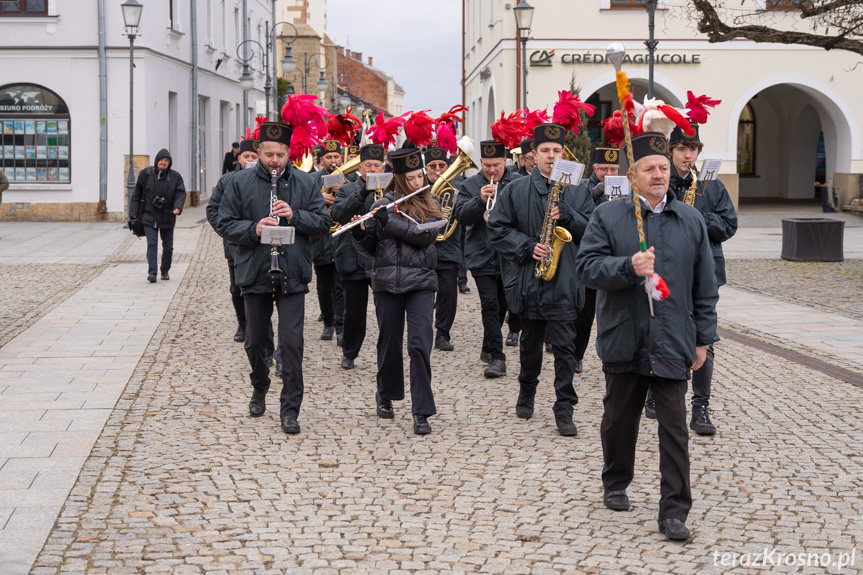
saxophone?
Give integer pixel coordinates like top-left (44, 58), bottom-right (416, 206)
top-left (534, 173), bottom-right (573, 281)
top-left (682, 163), bottom-right (698, 206)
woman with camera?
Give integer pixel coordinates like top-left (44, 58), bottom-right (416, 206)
top-left (129, 148), bottom-right (186, 283)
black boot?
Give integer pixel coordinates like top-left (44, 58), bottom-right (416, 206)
top-left (505, 331), bottom-right (519, 347)
top-left (233, 324), bottom-right (246, 343)
top-left (644, 395), bottom-right (656, 420)
top-left (249, 387), bottom-right (267, 418)
top-left (555, 414), bottom-right (578, 436)
top-left (434, 335), bottom-right (454, 351)
top-left (690, 405), bottom-right (716, 435)
top-left (413, 414), bottom-right (432, 435)
top-left (321, 325), bottom-right (335, 341)
top-left (484, 359), bottom-right (506, 378)
top-left (375, 392), bottom-right (394, 419)
top-left (515, 386), bottom-right (535, 419)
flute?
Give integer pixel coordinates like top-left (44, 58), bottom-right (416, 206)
top-left (332, 186), bottom-right (429, 237)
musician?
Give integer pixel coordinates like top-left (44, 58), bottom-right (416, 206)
top-left (311, 139), bottom-right (346, 343)
top-left (350, 148), bottom-right (443, 435)
top-left (425, 146), bottom-right (461, 352)
top-left (487, 124), bottom-right (594, 436)
top-left (453, 140), bottom-right (517, 379)
top-left (572, 146), bottom-right (621, 373)
top-left (643, 125), bottom-right (737, 435)
top-left (331, 143), bottom-right (386, 370)
top-left (517, 138), bottom-right (536, 177)
top-left (576, 131), bottom-right (718, 540)
top-left (346, 144), bottom-right (360, 162)
top-left (217, 122), bottom-right (331, 435)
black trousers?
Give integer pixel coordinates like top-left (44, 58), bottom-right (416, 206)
top-left (457, 226), bottom-right (468, 287)
top-left (314, 262), bottom-right (344, 332)
top-left (519, 318), bottom-right (579, 416)
top-left (646, 344), bottom-right (714, 408)
top-left (143, 225), bottom-right (173, 277)
top-left (342, 278), bottom-right (370, 360)
top-left (374, 290), bottom-right (436, 416)
top-left (434, 265), bottom-right (458, 342)
top-left (473, 274), bottom-right (507, 362)
top-left (227, 255), bottom-right (246, 326)
top-left (244, 292), bottom-right (305, 418)
top-left (573, 288), bottom-right (597, 361)
top-left (601, 372), bottom-right (691, 522)
top-left (507, 311), bottom-right (521, 334)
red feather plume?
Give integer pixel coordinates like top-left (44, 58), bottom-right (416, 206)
top-left (326, 106), bottom-right (362, 146)
top-left (601, 110), bottom-right (638, 149)
top-left (522, 107), bottom-right (550, 134)
top-left (552, 91), bottom-right (596, 135)
top-left (435, 105), bottom-right (467, 155)
top-left (404, 110), bottom-right (435, 147)
top-left (491, 110), bottom-right (528, 150)
top-left (248, 115), bottom-right (267, 141)
top-left (368, 111), bottom-right (408, 148)
top-left (685, 91), bottom-right (721, 125)
top-left (280, 94), bottom-right (330, 162)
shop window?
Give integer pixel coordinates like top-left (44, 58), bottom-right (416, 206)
top-left (0, 84), bottom-right (71, 183)
top-left (737, 104), bottom-right (755, 176)
top-left (0, 0), bottom-right (48, 15)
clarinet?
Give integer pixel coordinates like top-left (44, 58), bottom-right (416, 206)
top-left (268, 169), bottom-right (282, 276)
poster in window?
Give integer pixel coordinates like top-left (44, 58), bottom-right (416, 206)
top-left (14, 121), bottom-right (24, 133)
top-left (46, 121), bottom-right (57, 134)
top-left (59, 167), bottom-right (69, 181)
top-left (25, 121), bottom-right (35, 134)
top-left (37, 168), bottom-right (47, 181)
top-left (48, 146), bottom-right (58, 159)
top-left (3, 146), bottom-right (11, 159)
top-left (15, 146), bottom-right (24, 159)
top-left (15, 168), bottom-right (26, 181)
top-left (36, 121), bottom-right (46, 135)
top-left (2, 121), bottom-right (12, 135)
top-left (26, 167), bottom-right (36, 181)
top-left (58, 145), bottom-right (69, 160)
top-left (48, 168), bottom-right (59, 181)
top-left (58, 120), bottom-right (68, 134)
top-left (36, 145), bottom-right (47, 158)
top-left (25, 146), bottom-right (35, 159)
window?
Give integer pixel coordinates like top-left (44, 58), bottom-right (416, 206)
top-left (737, 104), bottom-right (755, 176)
top-left (0, 84), bottom-right (71, 183)
top-left (0, 0), bottom-right (48, 15)
top-left (220, 0), bottom-right (226, 49)
top-left (206, 0), bottom-right (213, 45)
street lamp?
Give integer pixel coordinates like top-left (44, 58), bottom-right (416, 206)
top-left (283, 52), bottom-right (329, 102)
top-left (237, 21), bottom-right (297, 120)
top-left (645, 0), bottom-right (658, 99)
top-left (121, 0), bottom-right (143, 215)
top-left (514, 1), bottom-right (534, 109)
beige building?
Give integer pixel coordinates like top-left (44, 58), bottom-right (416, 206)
top-left (462, 1), bottom-right (863, 208)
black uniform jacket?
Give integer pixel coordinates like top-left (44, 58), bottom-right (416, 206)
top-left (454, 169), bottom-right (518, 276)
top-left (207, 167), bottom-right (241, 260)
top-left (576, 193), bottom-right (719, 380)
top-left (351, 192), bottom-right (440, 294)
top-left (129, 149), bottom-right (186, 228)
top-left (486, 167), bottom-right (594, 315)
top-left (217, 162), bottom-right (331, 295)
top-left (669, 167), bottom-right (738, 286)
top-left (331, 177), bottom-right (374, 281)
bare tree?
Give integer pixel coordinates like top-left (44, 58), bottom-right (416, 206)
top-left (687, 0), bottom-right (863, 57)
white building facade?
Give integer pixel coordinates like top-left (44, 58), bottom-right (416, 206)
top-left (463, 0), bottom-right (863, 207)
top-left (0, 0), bottom-right (272, 222)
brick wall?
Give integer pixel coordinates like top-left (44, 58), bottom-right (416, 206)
top-left (336, 46), bottom-right (390, 115)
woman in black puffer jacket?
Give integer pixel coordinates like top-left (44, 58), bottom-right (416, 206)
top-left (351, 148), bottom-right (444, 435)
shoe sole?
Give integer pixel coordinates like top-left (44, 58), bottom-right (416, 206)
top-left (515, 409), bottom-right (533, 420)
top-left (604, 501), bottom-right (630, 511)
top-left (484, 371), bottom-right (505, 378)
top-left (233, 338), bottom-right (245, 343)
top-left (282, 427), bottom-right (300, 434)
top-left (249, 409), bottom-right (265, 418)
top-left (414, 427), bottom-right (431, 435)
top-left (557, 428), bottom-right (578, 437)
top-left (692, 426), bottom-right (716, 436)
top-left (659, 526), bottom-right (691, 540)
top-left (644, 411), bottom-right (656, 420)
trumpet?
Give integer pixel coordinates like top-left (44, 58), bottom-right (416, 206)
top-left (483, 177), bottom-right (497, 222)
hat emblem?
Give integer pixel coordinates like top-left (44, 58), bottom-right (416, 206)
top-left (266, 125), bottom-right (283, 141)
top-left (483, 144), bottom-right (497, 157)
top-left (544, 125), bottom-right (562, 140)
top-left (367, 146), bottom-right (383, 159)
top-left (325, 140), bottom-right (338, 152)
top-left (604, 150), bottom-right (618, 163)
top-left (405, 153), bottom-right (421, 169)
top-left (252, 141), bottom-right (259, 152)
top-left (648, 136), bottom-right (667, 154)
top-left (431, 149), bottom-right (444, 160)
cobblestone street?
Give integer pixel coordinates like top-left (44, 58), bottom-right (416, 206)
top-left (3, 211), bottom-right (863, 574)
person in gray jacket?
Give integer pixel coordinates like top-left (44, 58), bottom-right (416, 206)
top-left (217, 122), bottom-right (331, 435)
top-left (576, 131), bottom-right (718, 541)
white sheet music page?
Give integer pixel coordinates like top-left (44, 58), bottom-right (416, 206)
top-left (603, 176), bottom-right (630, 201)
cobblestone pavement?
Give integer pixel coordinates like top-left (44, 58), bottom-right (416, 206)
top-left (23, 226), bottom-right (863, 574)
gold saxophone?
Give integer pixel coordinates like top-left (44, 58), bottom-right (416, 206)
top-left (683, 163), bottom-right (698, 206)
top-left (431, 147), bottom-right (477, 242)
top-left (534, 173), bottom-right (573, 281)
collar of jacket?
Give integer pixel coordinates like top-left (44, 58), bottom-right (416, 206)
top-left (530, 167), bottom-right (555, 196)
top-left (254, 161), bottom-right (290, 181)
top-left (646, 190), bottom-right (689, 217)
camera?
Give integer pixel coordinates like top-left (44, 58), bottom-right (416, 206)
top-left (153, 196), bottom-right (167, 210)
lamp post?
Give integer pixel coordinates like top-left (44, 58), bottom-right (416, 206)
top-left (237, 22), bottom-right (298, 121)
top-left (514, 1), bottom-right (534, 110)
top-left (284, 52), bottom-right (329, 101)
top-left (645, 0), bottom-right (658, 99)
top-left (121, 0), bottom-right (143, 214)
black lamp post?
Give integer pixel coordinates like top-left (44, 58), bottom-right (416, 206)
top-left (513, 1), bottom-right (534, 110)
top-left (284, 53), bottom-right (329, 102)
top-left (121, 0), bottom-right (143, 213)
top-left (645, 0), bottom-right (658, 99)
top-left (237, 22), bottom-right (298, 121)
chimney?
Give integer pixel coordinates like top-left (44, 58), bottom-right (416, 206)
top-left (368, 56), bottom-right (373, 66)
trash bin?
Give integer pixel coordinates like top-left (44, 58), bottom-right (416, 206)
top-left (781, 218), bottom-right (844, 261)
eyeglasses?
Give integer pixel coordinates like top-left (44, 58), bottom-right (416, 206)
top-left (594, 166), bottom-right (619, 174)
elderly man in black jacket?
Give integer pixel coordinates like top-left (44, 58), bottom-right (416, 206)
top-left (129, 149), bottom-right (186, 283)
top-left (576, 131), bottom-right (718, 541)
top-left (487, 124), bottom-right (595, 435)
top-left (218, 122), bottom-right (331, 435)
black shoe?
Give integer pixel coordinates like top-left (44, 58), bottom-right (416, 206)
top-left (658, 518), bottom-right (691, 540)
top-left (555, 414), bottom-right (578, 436)
top-left (545, 342), bottom-right (553, 354)
top-left (341, 357), bottom-right (355, 370)
top-left (274, 356), bottom-right (282, 373)
top-left (147, 274), bottom-right (157, 283)
top-left (336, 332), bottom-right (344, 347)
top-left (505, 331), bottom-right (519, 347)
top-left (321, 325), bottom-right (335, 341)
top-left (233, 325), bottom-right (246, 343)
top-left (484, 359), bottom-right (506, 379)
top-left (458, 284), bottom-right (470, 294)
top-left (249, 388), bottom-right (267, 417)
top-left (479, 352), bottom-right (492, 364)
top-left (691, 405), bottom-right (716, 436)
top-left (515, 388), bottom-right (535, 419)
top-left (413, 414), bottom-right (432, 435)
top-left (434, 335), bottom-right (454, 351)
top-left (281, 416), bottom-right (301, 434)
top-left (574, 360), bottom-right (583, 374)
top-left (160, 273), bottom-right (170, 281)
top-left (604, 490), bottom-right (630, 511)
top-left (376, 392), bottom-right (394, 419)
top-left (644, 396), bottom-right (656, 420)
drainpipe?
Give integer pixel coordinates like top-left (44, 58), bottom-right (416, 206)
top-left (97, 0), bottom-right (108, 215)
top-left (190, 0), bottom-right (200, 206)
top-left (461, 0), bottom-right (466, 137)
top-left (242, 0), bottom-right (248, 127)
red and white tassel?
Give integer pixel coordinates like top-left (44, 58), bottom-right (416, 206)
top-left (643, 273), bottom-right (670, 301)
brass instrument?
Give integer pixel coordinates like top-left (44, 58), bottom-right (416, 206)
top-left (683, 163), bottom-right (698, 206)
top-left (431, 147), bottom-right (477, 242)
top-left (268, 169), bottom-right (282, 275)
top-left (293, 153), bottom-right (314, 172)
top-left (534, 172), bottom-right (573, 281)
top-left (563, 145), bottom-right (578, 162)
top-left (321, 155), bottom-right (362, 233)
top-left (483, 177), bottom-right (497, 222)
top-left (374, 182), bottom-right (385, 202)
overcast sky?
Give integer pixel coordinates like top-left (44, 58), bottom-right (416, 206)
top-left (326, 0), bottom-right (462, 117)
